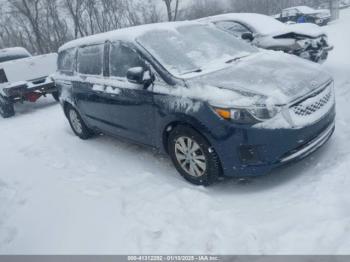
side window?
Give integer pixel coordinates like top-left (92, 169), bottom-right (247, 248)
top-left (215, 21), bottom-right (251, 38)
top-left (77, 44), bottom-right (104, 75)
top-left (109, 42), bottom-right (145, 78)
top-left (58, 48), bottom-right (76, 72)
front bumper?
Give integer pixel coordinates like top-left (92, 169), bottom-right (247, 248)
top-left (212, 105), bottom-right (336, 177)
top-left (279, 120), bottom-right (334, 163)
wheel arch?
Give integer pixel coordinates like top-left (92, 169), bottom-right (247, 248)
top-left (62, 100), bottom-right (74, 117)
top-left (161, 117), bottom-right (212, 155)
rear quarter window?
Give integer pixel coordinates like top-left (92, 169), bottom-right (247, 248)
top-left (58, 48), bottom-right (76, 72)
top-left (77, 44), bottom-right (104, 75)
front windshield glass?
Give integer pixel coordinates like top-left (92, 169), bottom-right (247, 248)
top-left (137, 24), bottom-right (258, 77)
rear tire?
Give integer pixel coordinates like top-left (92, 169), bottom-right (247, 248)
top-left (168, 125), bottom-right (221, 186)
top-left (0, 97), bottom-right (15, 118)
top-left (66, 105), bottom-right (93, 140)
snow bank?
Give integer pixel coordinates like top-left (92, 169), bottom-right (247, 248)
top-left (0, 8), bottom-right (349, 256)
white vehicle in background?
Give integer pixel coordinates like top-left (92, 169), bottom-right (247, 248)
top-left (198, 13), bottom-right (333, 63)
top-left (0, 47), bottom-right (58, 118)
top-left (277, 6), bottom-right (331, 26)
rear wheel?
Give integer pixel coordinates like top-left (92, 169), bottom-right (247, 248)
top-left (168, 125), bottom-right (221, 186)
top-left (0, 97), bottom-right (15, 118)
top-left (66, 106), bottom-right (93, 140)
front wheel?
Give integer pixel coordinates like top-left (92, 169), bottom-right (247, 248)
top-left (66, 106), bottom-right (94, 140)
top-left (168, 125), bottom-right (222, 186)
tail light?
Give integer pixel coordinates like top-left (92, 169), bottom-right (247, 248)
top-left (25, 92), bottom-right (42, 102)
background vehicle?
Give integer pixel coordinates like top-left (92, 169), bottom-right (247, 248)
top-left (277, 6), bottom-right (331, 26)
top-left (55, 21), bottom-right (335, 186)
top-left (199, 13), bottom-right (333, 63)
top-left (0, 47), bottom-right (58, 118)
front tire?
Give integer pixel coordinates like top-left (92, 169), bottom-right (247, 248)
top-left (168, 125), bottom-right (221, 186)
top-left (66, 106), bottom-right (93, 140)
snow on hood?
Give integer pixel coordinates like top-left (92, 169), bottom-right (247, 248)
top-left (271, 23), bottom-right (326, 38)
top-left (186, 51), bottom-right (332, 107)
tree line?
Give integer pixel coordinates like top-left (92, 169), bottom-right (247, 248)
top-left (0, 0), bottom-right (333, 55)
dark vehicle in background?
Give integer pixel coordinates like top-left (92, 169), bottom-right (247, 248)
top-left (277, 6), bottom-right (331, 26)
top-left (199, 13), bottom-right (333, 63)
top-left (0, 47), bottom-right (58, 118)
top-left (55, 21), bottom-right (335, 186)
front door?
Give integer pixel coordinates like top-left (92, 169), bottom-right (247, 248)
top-left (101, 42), bottom-right (156, 146)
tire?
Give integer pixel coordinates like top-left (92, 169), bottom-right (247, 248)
top-left (66, 105), bottom-right (93, 140)
top-left (168, 125), bottom-right (222, 186)
top-left (0, 97), bottom-right (15, 118)
top-left (52, 91), bottom-right (59, 102)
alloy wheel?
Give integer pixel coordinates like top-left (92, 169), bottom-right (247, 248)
top-left (69, 109), bottom-right (83, 134)
top-left (174, 136), bottom-right (207, 177)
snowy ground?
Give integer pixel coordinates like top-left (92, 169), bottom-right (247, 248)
top-left (1, 9), bottom-right (350, 255)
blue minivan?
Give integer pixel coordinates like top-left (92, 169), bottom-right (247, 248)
top-left (54, 21), bottom-right (335, 185)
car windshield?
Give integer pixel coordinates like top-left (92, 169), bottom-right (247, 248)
top-left (137, 24), bottom-right (258, 77)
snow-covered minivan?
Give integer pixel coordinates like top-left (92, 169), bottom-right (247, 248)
top-left (55, 21), bottom-right (335, 186)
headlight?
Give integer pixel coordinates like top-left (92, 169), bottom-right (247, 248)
top-left (209, 89), bottom-right (281, 124)
top-left (213, 105), bottom-right (280, 124)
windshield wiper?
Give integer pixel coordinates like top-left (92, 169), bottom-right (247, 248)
top-left (180, 68), bottom-right (203, 75)
top-left (225, 54), bottom-right (250, 64)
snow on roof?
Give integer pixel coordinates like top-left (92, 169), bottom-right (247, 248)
top-left (59, 21), bottom-right (199, 53)
top-left (284, 6), bottom-right (317, 14)
top-left (198, 13), bottom-right (287, 35)
top-left (0, 47), bottom-right (31, 58)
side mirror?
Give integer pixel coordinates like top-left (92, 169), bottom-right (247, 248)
top-left (126, 67), bottom-right (154, 89)
top-left (241, 32), bottom-right (254, 42)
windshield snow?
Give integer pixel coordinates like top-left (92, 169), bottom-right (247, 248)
top-left (137, 24), bottom-right (258, 77)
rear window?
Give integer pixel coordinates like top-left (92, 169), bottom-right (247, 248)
top-left (77, 44), bottom-right (104, 75)
top-left (0, 54), bottom-right (30, 63)
top-left (0, 48), bottom-right (31, 63)
top-left (58, 48), bottom-right (76, 72)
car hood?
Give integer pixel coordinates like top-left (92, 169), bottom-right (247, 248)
top-left (268, 23), bottom-right (326, 38)
top-left (187, 51), bottom-right (332, 106)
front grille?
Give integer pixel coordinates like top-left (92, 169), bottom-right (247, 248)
top-left (292, 89), bottom-right (332, 116)
top-left (290, 83), bottom-right (333, 118)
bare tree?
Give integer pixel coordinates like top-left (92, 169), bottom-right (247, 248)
top-left (163, 0), bottom-right (180, 21)
top-left (9, 0), bottom-right (47, 53)
top-left (63, 0), bottom-right (85, 38)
